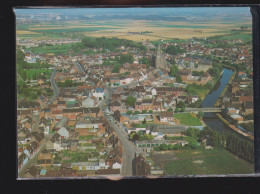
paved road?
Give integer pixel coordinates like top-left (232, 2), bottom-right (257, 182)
top-left (104, 115), bottom-right (138, 176)
top-left (32, 114), bottom-right (40, 132)
top-left (75, 62), bottom-right (85, 73)
top-left (49, 66), bottom-right (59, 104)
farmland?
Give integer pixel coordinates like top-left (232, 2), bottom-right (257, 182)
top-left (16, 19), bottom-right (252, 41)
top-left (156, 149), bottom-right (254, 175)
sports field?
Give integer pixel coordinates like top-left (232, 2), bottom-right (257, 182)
top-left (152, 149), bottom-right (254, 175)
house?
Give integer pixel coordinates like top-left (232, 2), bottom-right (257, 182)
top-left (31, 132), bottom-right (44, 144)
top-left (159, 111), bottom-right (174, 122)
top-left (18, 128), bottom-right (31, 144)
top-left (93, 87), bottom-right (105, 100)
top-left (239, 96), bottom-right (253, 103)
top-left (37, 79), bottom-right (45, 85)
top-left (57, 127), bottom-right (70, 139)
top-left (238, 71), bottom-right (247, 80)
top-left (147, 125), bottom-right (186, 136)
top-left (230, 114), bottom-right (244, 122)
top-left (25, 166), bottom-right (40, 178)
top-left (99, 159), bottom-right (110, 169)
top-left (24, 141), bottom-right (39, 159)
top-left (178, 69), bottom-right (192, 82)
top-left (46, 133), bottom-right (62, 151)
top-left (135, 99), bottom-right (153, 112)
top-left (110, 101), bottom-right (121, 112)
top-left (96, 169), bottom-right (121, 176)
top-left (18, 153), bottom-right (28, 171)
top-left (243, 102), bottom-right (254, 115)
top-left (38, 150), bottom-right (52, 167)
top-left (112, 94), bottom-right (121, 101)
top-left (187, 96), bottom-right (199, 104)
top-left (71, 162), bottom-right (100, 171)
top-left (81, 97), bottom-right (95, 108)
top-left (112, 162), bottom-right (122, 169)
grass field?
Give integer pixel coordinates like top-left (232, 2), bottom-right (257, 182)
top-left (185, 83), bottom-right (213, 99)
top-left (174, 113), bottom-right (202, 126)
top-left (24, 69), bottom-right (52, 79)
top-left (162, 149), bottom-right (253, 175)
top-left (29, 44), bottom-right (74, 54)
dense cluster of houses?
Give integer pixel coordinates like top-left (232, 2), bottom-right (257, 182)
top-left (17, 38), bottom-right (81, 49)
top-left (220, 73), bottom-right (253, 124)
top-left (17, 32), bottom-right (253, 178)
top-left (17, 91), bottom-right (123, 177)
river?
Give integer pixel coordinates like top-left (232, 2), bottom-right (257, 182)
top-left (201, 68), bottom-right (249, 138)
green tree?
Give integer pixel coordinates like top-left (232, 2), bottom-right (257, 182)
top-left (186, 127), bottom-right (201, 137)
top-left (176, 75), bottom-right (183, 83)
top-left (159, 144), bottom-right (168, 151)
top-left (126, 96), bottom-right (136, 108)
top-left (167, 108), bottom-right (173, 111)
top-left (126, 110), bottom-right (132, 115)
top-left (142, 118), bottom-right (146, 124)
top-left (142, 110), bottom-right (147, 114)
top-left (168, 144), bottom-right (174, 150)
top-left (197, 111), bottom-right (204, 119)
top-left (119, 53), bottom-right (134, 64)
top-left (170, 64), bottom-right (179, 77)
top-left (134, 111), bottom-right (140, 115)
top-left (173, 144), bottom-right (182, 150)
top-left (149, 110), bottom-right (153, 114)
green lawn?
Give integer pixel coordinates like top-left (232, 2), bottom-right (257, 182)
top-left (163, 149), bottom-right (253, 175)
top-left (185, 83), bottom-right (213, 99)
top-left (24, 69), bottom-right (52, 80)
top-left (174, 113), bottom-right (202, 126)
top-left (29, 43), bottom-right (74, 54)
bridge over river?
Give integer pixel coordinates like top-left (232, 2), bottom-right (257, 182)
top-left (185, 107), bottom-right (222, 113)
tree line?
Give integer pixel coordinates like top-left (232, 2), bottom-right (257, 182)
top-left (80, 37), bottom-right (147, 52)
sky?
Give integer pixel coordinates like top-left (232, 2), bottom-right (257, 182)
top-left (14, 7), bottom-right (251, 16)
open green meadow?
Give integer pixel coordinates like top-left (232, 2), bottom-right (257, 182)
top-left (24, 69), bottom-right (52, 79)
top-left (174, 113), bottom-right (202, 126)
top-left (29, 44), bottom-right (74, 54)
top-left (163, 149), bottom-right (253, 175)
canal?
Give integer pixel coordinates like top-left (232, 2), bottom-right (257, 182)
top-left (201, 68), bottom-right (251, 140)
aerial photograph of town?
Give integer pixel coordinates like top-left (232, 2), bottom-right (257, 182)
top-left (16, 7), bottom-right (254, 179)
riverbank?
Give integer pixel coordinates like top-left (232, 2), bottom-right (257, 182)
top-left (216, 113), bottom-right (254, 140)
top-left (213, 66), bottom-right (254, 140)
top-left (215, 64), bottom-right (236, 107)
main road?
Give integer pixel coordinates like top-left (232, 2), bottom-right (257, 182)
top-left (49, 66), bottom-right (59, 104)
top-left (104, 114), bottom-right (139, 176)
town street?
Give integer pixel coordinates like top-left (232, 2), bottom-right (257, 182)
top-left (49, 66), bottom-right (59, 104)
top-left (104, 114), bottom-right (138, 176)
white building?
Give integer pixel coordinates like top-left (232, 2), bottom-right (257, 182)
top-left (112, 162), bottom-right (121, 169)
top-left (57, 127), bottom-right (69, 139)
top-left (82, 97), bottom-right (95, 108)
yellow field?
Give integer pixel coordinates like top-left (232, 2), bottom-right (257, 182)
top-left (27, 25), bottom-right (121, 31)
top-left (16, 30), bottom-right (42, 35)
top-left (85, 27), bottom-right (227, 41)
